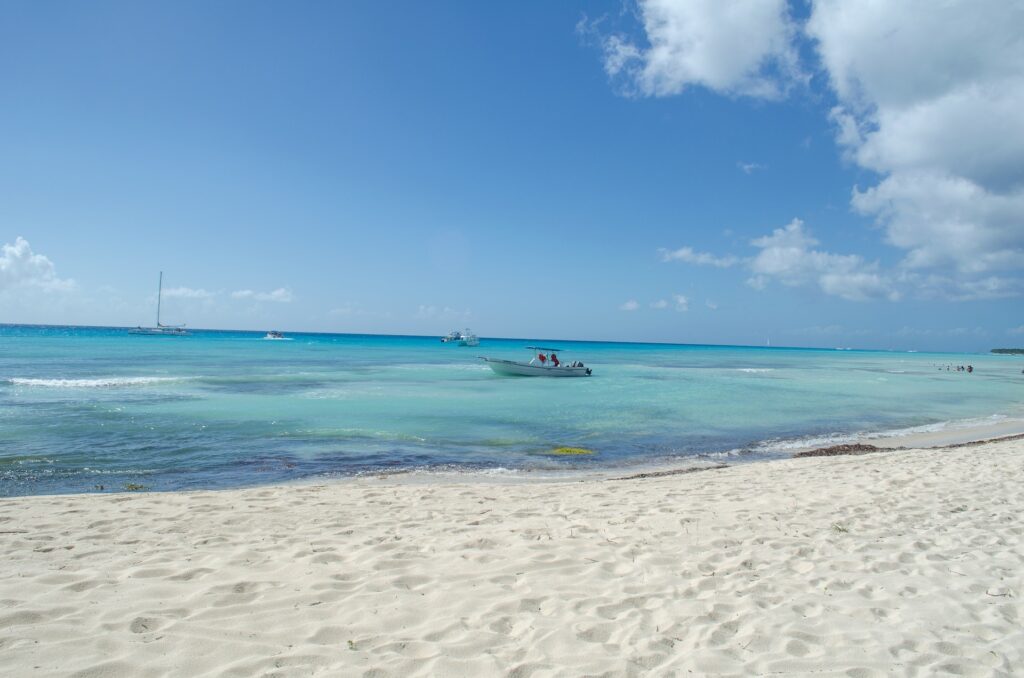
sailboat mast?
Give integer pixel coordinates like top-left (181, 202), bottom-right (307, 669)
top-left (157, 271), bottom-right (163, 327)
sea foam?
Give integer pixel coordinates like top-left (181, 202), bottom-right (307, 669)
top-left (7, 376), bottom-right (182, 388)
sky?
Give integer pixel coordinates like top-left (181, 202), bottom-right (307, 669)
top-left (1, 0), bottom-right (1022, 352)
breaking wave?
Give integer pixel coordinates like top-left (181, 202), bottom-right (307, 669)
top-left (7, 376), bottom-right (184, 388)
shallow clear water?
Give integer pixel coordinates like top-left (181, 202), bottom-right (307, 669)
top-left (2, 324), bottom-right (1022, 495)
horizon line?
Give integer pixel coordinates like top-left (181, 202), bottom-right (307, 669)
top-left (0, 322), bottom-right (997, 356)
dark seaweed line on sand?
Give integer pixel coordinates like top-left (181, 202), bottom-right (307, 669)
top-left (794, 432), bottom-right (1024, 458)
top-left (614, 433), bottom-right (1024, 481)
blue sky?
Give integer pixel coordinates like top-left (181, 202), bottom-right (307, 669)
top-left (1, 1), bottom-right (1022, 351)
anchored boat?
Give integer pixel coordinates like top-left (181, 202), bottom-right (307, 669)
top-left (480, 346), bottom-right (592, 377)
top-left (128, 272), bottom-right (189, 336)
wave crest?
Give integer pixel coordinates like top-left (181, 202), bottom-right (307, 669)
top-left (7, 376), bottom-right (183, 388)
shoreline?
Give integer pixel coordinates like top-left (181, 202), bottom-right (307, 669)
top-left (5, 414), bottom-right (1024, 498)
top-left (2, 436), bottom-right (1021, 676)
top-left (348, 417), bottom-right (1024, 488)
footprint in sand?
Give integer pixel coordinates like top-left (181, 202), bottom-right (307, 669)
top-left (129, 616), bottom-right (167, 634)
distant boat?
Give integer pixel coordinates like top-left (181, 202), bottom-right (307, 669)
top-left (440, 330), bottom-right (461, 343)
top-left (458, 329), bottom-right (479, 347)
top-left (264, 331), bottom-right (287, 340)
top-left (480, 346), bottom-right (592, 377)
top-left (128, 272), bottom-right (189, 336)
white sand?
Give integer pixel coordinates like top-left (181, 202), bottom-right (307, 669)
top-left (2, 439), bottom-right (1022, 677)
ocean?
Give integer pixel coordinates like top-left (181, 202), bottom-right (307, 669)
top-left (2, 324), bottom-right (1022, 496)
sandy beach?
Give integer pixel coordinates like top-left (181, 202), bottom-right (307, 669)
top-left (2, 438), bottom-right (1022, 677)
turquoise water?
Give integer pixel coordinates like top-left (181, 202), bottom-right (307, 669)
top-left (2, 324), bottom-right (1023, 496)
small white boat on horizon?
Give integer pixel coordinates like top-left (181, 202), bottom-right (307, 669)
top-left (458, 329), bottom-right (479, 347)
top-left (480, 347), bottom-right (592, 377)
top-left (128, 272), bottom-right (190, 337)
top-left (264, 330), bottom-right (288, 340)
top-left (440, 330), bottom-right (461, 343)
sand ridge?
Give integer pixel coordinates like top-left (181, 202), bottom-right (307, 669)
top-left (1, 440), bottom-right (1022, 677)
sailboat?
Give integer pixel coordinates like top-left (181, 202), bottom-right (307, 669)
top-left (128, 272), bottom-right (190, 336)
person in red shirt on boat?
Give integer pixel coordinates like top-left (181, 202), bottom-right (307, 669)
top-left (537, 353), bottom-right (547, 365)
top-left (550, 352), bottom-right (560, 367)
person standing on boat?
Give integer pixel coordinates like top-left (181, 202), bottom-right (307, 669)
top-left (537, 353), bottom-right (547, 365)
top-left (550, 353), bottom-right (560, 367)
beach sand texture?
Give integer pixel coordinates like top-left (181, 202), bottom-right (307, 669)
top-left (2, 439), bottom-right (1022, 677)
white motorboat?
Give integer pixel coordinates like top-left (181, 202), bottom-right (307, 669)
top-left (480, 347), bottom-right (592, 377)
top-left (128, 272), bottom-right (190, 336)
top-left (264, 330), bottom-right (287, 340)
top-left (441, 330), bottom-right (461, 343)
top-left (458, 329), bottom-right (479, 347)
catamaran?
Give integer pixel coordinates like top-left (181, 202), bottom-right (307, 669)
top-left (480, 346), bottom-right (592, 377)
top-left (128, 272), bottom-right (189, 336)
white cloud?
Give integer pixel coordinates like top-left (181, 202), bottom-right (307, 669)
top-left (738, 161), bottom-right (766, 175)
top-left (672, 294), bottom-right (688, 311)
top-left (619, 299), bottom-right (640, 311)
top-left (163, 287), bottom-right (215, 300)
top-left (650, 299), bottom-right (669, 309)
top-left (1008, 325), bottom-right (1024, 336)
top-left (589, 2), bottom-right (1024, 301)
top-left (747, 219), bottom-right (897, 301)
top-left (594, 0), bottom-right (802, 99)
top-left (0, 237), bottom-right (74, 293)
top-left (665, 219), bottom-right (899, 302)
top-left (659, 246), bottom-right (738, 268)
top-left (807, 0), bottom-right (1024, 297)
top-left (232, 288), bottom-right (293, 303)
top-left (705, 299), bottom-right (718, 310)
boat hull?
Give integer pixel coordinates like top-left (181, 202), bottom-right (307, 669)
top-left (480, 357), bottom-right (591, 377)
top-left (128, 327), bottom-right (190, 336)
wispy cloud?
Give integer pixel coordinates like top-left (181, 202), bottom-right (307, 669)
top-left (649, 299), bottom-right (668, 309)
top-left (659, 246), bottom-right (738, 268)
top-left (737, 161), bottom-right (766, 174)
top-left (619, 299), bottom-right (640, 311)
top-left (673, 294), bottom-right (689, 312)
top-left (231, 288), bottom-right (293, 303)
top-left (705, 299), bottom-right (718, 310)
top-left (162, 286), bottom-right (215, 300)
